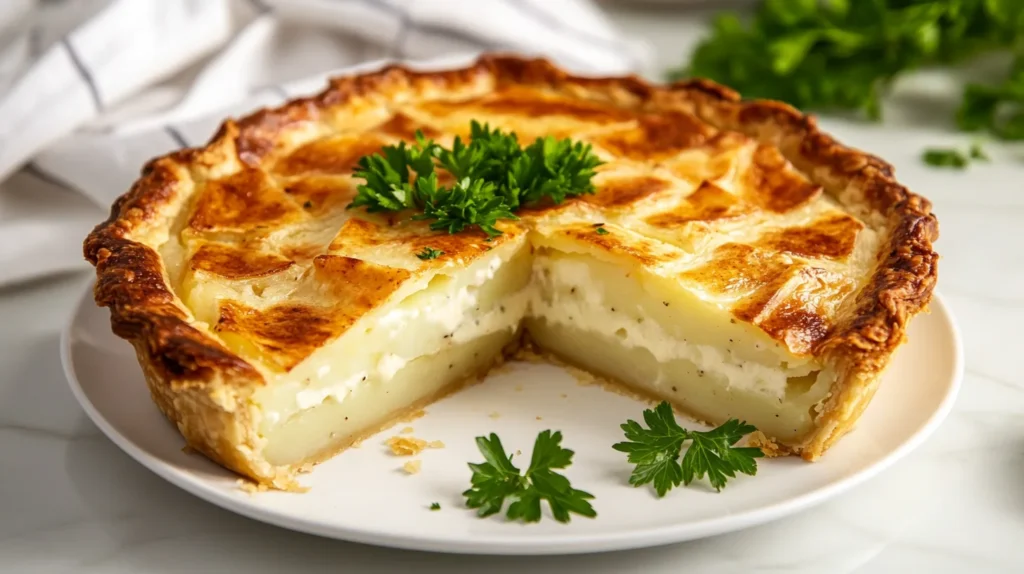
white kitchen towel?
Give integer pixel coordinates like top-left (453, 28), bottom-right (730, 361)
top-left (0, 0), bottom-right (651, 287)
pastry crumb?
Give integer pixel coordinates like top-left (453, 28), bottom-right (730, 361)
top-left (515, 384), bottom-right (524, 392)
top-left (560, 393), bottom-right (568, 398)
top-left (515, 449), bottom-right (522, 456)
top-left (428, 440), bottom-right (445, 449)
top-left (535, 416), bottom-right (542, 421)
top-left (572, 370), bottom-right (600, 387)
top-left (386, 436), bottom-right (428, 456)
top-left (400, 426), bottom-right (415, 434)
top-left (237, 478), bottom-right (307, 494)
top-left (489, 411), bottom-right (501, 419)
top-left (398, 409), bottom-right (427, 423)
top-left (749, 431), bottom-right (784, 457)
top-left (403, 460), bottom-right (422, 474)
top-left (237, 479), bottom-right (269, 494)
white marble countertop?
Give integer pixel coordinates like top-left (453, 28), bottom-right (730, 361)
top-left (3, 3), bottom-right (1024, 573)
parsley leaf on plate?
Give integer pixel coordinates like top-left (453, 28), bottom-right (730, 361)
top-left (463, 430), bottom-right (597, 524)
top-left (347, 121), bottom-right (603, 236)
top-left (613, 401), bottom-right (763, 495)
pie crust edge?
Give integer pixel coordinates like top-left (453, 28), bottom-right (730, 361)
top-left (82, 54), bottom-right (939, 488)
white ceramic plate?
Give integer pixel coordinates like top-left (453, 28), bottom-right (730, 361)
top-left (62, 280), bottom-right (962, 555)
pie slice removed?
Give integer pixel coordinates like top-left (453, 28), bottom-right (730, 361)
top-left (84, 55), bottom-right (938, 490)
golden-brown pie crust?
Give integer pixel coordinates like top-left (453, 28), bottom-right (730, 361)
top-left (83, 54), bottom-right (938, 488)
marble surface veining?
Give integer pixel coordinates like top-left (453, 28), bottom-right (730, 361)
top-left (2, 4), bottom-right (1023, 573)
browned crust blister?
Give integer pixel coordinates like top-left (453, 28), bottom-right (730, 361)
top-left (82, 54), bottom-right (938, 484)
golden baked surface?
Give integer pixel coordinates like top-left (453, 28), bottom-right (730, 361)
top-left (148, 67), bottom-right (888, 374)
top-left (83, 55), bottom-right (938, 479)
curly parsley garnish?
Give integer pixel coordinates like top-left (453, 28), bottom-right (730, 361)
top-left (415, 246), bottom-right (445, 260)
top-left (429, 502), bottom-right (441, 511)
top-left (348, 121), bottom-right (603, 236)
top-left (463, 430), bottom-right (597, 524)
top-left (414, 177), bottom-right (517, 237)
top-left (674, 1), bottom-right (1024, 141)
top-left (613, 401), bottom-right (763, 495)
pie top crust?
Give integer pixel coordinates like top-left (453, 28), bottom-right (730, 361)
top-left (83, 55), bottom-right (939, 475)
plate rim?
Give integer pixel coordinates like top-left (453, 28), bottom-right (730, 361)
top-left (61, 278), bottom-right (964, 555)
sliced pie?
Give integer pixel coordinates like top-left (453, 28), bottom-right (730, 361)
top-left (84, 55), bottom-right (938, 490)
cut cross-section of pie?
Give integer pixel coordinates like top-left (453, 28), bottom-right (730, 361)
top-left (84, 55), bottom-right (938, 490)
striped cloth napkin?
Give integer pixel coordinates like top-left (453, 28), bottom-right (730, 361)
top-left (0, 0), bottom-right (651, 287)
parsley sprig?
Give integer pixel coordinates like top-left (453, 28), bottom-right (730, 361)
top-left (613, 401), bottom-right (763, 495)
top-left (348, 121), bottom-right (603, 237)
top-left (674, 1), bottom-right (1024, 140)
top-left (463, 430), bottom-right (597, 524)
top-left (415, 246), bottom-right (444, 260)
top-left (922, 141), bottom-right (989, 168)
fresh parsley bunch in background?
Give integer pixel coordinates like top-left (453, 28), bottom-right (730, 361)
top-left (674, 0), bottom-right (1024, 141)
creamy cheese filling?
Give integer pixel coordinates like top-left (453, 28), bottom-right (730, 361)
top-left (254, 242), bottom-right (830, 457)
top-left (289, 288), bottom-right (529, 413)
top-left (377, 255), bottom-right (505, 336)
top-left (527, 253), bottom-right (814, 400)
top-left (254, 243), bottom-right (533, 432)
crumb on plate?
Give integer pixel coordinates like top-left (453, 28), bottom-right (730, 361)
top-left (237, 479), bottom-right (269, 494)
top-left (386, 436), bottom-right (428, 456)
top-left (749, 431), bottom-right (784, 457)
